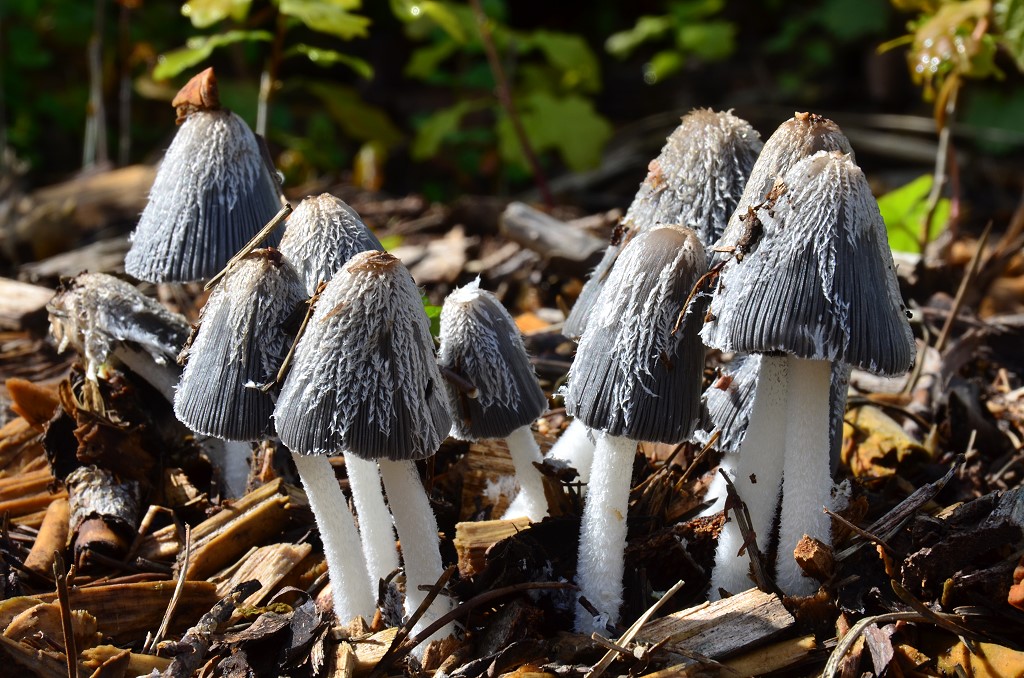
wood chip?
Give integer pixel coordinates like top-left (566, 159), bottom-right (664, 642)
top-left (0, 279), bottom-right (52, 331)
top-left (453, 518), bottom-right (532, 578)
top-left (212, 542), bottom-right (313, 605)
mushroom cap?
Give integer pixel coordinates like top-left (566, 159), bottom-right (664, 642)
top-left (715, 112), bottom-right (853, 256)
top-left (174, 248), bottom-right (306, 441)
top-left (275, 251), bottom-right (451, 460)
top-left (693, 354), bottom-right (761, 453)
top-left (279, 193), bottom-right (383, 296)
top-left (566, 224), bottom-right (706, 444)
top-left (702, 151), bottom-right (915, 376)
top-left (564, 109), bottom-right (760, 340)
top-left (437, 279), bottom-right (547, 441)
top-left (47, 272), bottom-right (189, 373)
top-left (124, 109), bottom-right (282, 283)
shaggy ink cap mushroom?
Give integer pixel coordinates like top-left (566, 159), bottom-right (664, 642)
top-left (565, 224), bottom-right (706, 633)
top-left (174, 247), bottom-right (306, 441)
top-left (275, 250), bottom-right (450, 461)
top-left (438, 279), bottom-right (547, 440)
top-left (279, 193), bottom-right (383, 296)
top-left (563, 109), bottom-right (761, 339)
top-left (124, 67), bottom-right (282, 283)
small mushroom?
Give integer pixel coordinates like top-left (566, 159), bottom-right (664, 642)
top-left (703, 150), bottom-right (915, 596)
top-left (438, 279), bottom-right (549, 521)
top-left (124, 67), bottom-right (282, 283)
top-left (565, 224), bottom-right (706, 633)
top-left (275, 250), bottom-right (453, 640)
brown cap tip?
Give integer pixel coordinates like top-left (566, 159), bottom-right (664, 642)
top-left (172, 67), bottom-right (220, 124)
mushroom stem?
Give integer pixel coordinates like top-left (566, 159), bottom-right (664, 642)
top-left (290, 451), bottom-right (376, 623)
top-left (548, 418), bottom-right (596, 485)
top-left (377, 459), bottom-right (454, 642)
top-left (708, 355), bottom-right (788, 598)
top-left (346, 454), bottom-right (400, 592)
top-left (500, 426), bottom-right (548, 522)
top-left (776, 356), bottom-right (834, 595)
top-left (575, 432), bottom-right (636, 634)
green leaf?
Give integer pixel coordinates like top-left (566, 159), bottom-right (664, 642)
top-left (514, 92), bottom-right (612, 172)
top-left (645, 50), bottom-right (686, 83)
top-left (522, 30), bottom-right (602, 92)
top-left (405, 40), bottom-right (459, 80)
top-left (421, 1), bottom-right (468, 43)
top-left (279, 0), bottom-right (371, 40)
top-left (285, 44), bottom-right (374, 78)
top-left (378, 234), bottom-right (404, 250)
top-left (606, 15), bottom-right (673, 58)
top-left (181, 0), bottom-right (252, 29)
top-left (877, 175), bottom-right (950, 253)
top-left (304, 81), bottom-right (404, 150)
top-left (411, 100), bottom-right (481, 160)
top-left (154, 30), bottom-right (273, 80)
top-left (995, 0), bottom-right (1024, 70)
top-left (675, 20), bottom-right (736, 61)
top-left (817, 0), bottom-right (889, 41)
top-left (422, 296), bottom-right (442, 338)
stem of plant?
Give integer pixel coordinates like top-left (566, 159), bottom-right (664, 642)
top-left (468, 0), bottom-right (553, 208)
top-left (346, 454), bottom-right (400, 592)
top-left (257, 11), bottom-right (288, 138)
top-left (919, 80), bottom-right (959, 254)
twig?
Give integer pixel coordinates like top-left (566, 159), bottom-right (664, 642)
top-left (918, 81), bottom-right (959, 254)
top-left (467, 0), bottom-right (553, 207)
top-left (204, 203), bottom-right (293, 291)
top-left (677, 430), bottom-right (720, 489)
top-left (270, 279), bottom-right (326, 389)
top-left (823, 611), bottom-right (922, 678)
top-left (53, 553), bottom-right (78, 678)
top-left (934, 221), bottom-right (991, 353)
top-left (144, 525), bottom-right (192, 654)
top-left (586, 580), bottom-right (685, 678)
top-left (719, 469), bottom-right (777, 596)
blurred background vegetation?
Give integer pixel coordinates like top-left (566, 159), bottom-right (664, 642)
top-left (2, 0), bottom-right (1023, 231)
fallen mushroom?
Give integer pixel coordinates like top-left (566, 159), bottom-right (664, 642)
top-left (565, 224), bottom-right (706, 633)
top-left (438, 278), bottom-right (550, 522)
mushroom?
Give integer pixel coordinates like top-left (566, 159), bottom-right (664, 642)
top-left (278, 193), bottom-right (399, 599)
top-left (702, 150), bottom-right (915, 596)
top-left (438, 279), bottom-right (549, 521)
top-left (564, 109), bottom-right (761, 340)
top-left (565, 224), bottom-right (706, 633)
top-left (124, 67), bottom-right (282, 283)
top-left (173, 248), bottom-right (306, 493)
top-left (275, 250), bottom-right (453, 638)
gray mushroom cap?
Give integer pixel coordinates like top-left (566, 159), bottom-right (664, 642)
top-left (694, 354), bottom-right (760, 453)
top-left (566, 224), bottom-right (706, 444)
top-left (47, 272), bottom-right (190, 376)
top-left (174, 248), bottom-right (306, 441)
top-left (279, 193), bottom-right (383, 296)
top-left (275, 251), bottom-right (451, 460)
top-left (702, 150), bottom-right (915, 376)
top-left (564, 109), bottom-right (761, 340)
top-left (124, 109), bottom-right (282, 283)
top-left (437, 279), bottom-right (547, 441)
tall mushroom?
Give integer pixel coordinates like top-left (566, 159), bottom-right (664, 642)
top-left (125, 67), bottom-right (282, 283)
top-left (275, 250), bottom-right (453, 638)
top-left (702, 150), bottom-right (915, 596)
top-left (565, 224), bottom-right (706, 633)
top-left (438, 279), bottom-right (550, 521)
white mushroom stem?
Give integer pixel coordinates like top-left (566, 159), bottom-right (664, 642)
top-left (575, 433), bottom-right (636, 635)
top-left (290, 452), bottom-right (375, 623)
top-left (708, 355), bottom-right (788, 598)
top-left (346, 455), bottom-right (400, 593)
top-left (500, 426), bottom-right (549, 522)
top-left (548, 418), bottom-right (596, 486)
top-left (378, 459), bottom-right (454, 643)
top-left (775, 356), bottom-right (834, 595)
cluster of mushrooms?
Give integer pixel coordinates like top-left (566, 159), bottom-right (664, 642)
top-left (48, 66), bottom-right (915, 647)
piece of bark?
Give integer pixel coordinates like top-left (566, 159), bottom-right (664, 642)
top-left (35, 580), bottom-right (220, 644)
top-left (6, 378), bottom-right (60, 428)
top-left (327, 640), bottom-right (357, 678)
top-left (212, 542), bottom-right (314, 606)
top-left (794, 535), bottom-right (835, 583)
top-left (0, 279), bottom-right (53, 332)
top-left (642, 634), bottom-right (816, 678)
top-left (636, 588), bottom-right (795, 659)
top-left (453, 518), bottom-right (532, 578)
top-left (499, 202), bottom-right (606, 271)
top-left (22, 497), bottom-right (70, 578)
top-left (3, 600), bottom-right (100, 654)
top-left (79, 645), bottom-right (172, 675)
top-left (392, 225), bottom-right (474, 284)
top-left (66, 465), bottom-right (141, 565)
top-left (454, 439), bottom-right (517, 520)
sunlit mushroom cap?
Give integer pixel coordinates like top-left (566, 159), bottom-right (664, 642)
top-left (438, 279), bottom-right (547, 440)
top-left (275, 251), bottom-right (451, 460)
top-left (566, 224), bottom-right (706, 444)
top-left (715, 112), bottom-right (853, 256)
top-left (279, 193), bottom-right (383, 296)
top-left (47, 272), bottom-right (189, 379)
top-left (693, 354), bottom-right (760, 453)
top-left (125, 68), bottom-right (282, 283)
top-left (703, 151), bottom-right (915, 376)
top-left (564, 109), bottom-right (760, 340)
top-left (174, 248), bottom-right (306, 441)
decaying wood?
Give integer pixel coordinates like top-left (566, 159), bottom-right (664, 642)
top-left (79, 645), bottom-right (171, 675)
top-left (23, 497), bottom-right (70, 578)
top-left (0, 466), bottom-right (66, 526)
top-left (347, 626), bottom-right (398, 673)
top-left (455, 440), bottom-right (518, 520)
top-left (640, 634), bottom-right (817, 677)
top-left (66, 465), bottom-right (141, 564)
top-left (453, 518), bottom-right (532, 578)
top-left (0, 278), bottom-right (53, 331)
top-left (19, 236), bottom-right (130, 283)
top-left (211, 542), bottom-right (314, 606)
top-left (499, 202), bottom-right (606, 270)
top-left (636, 588), bottom-right (795, 660)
